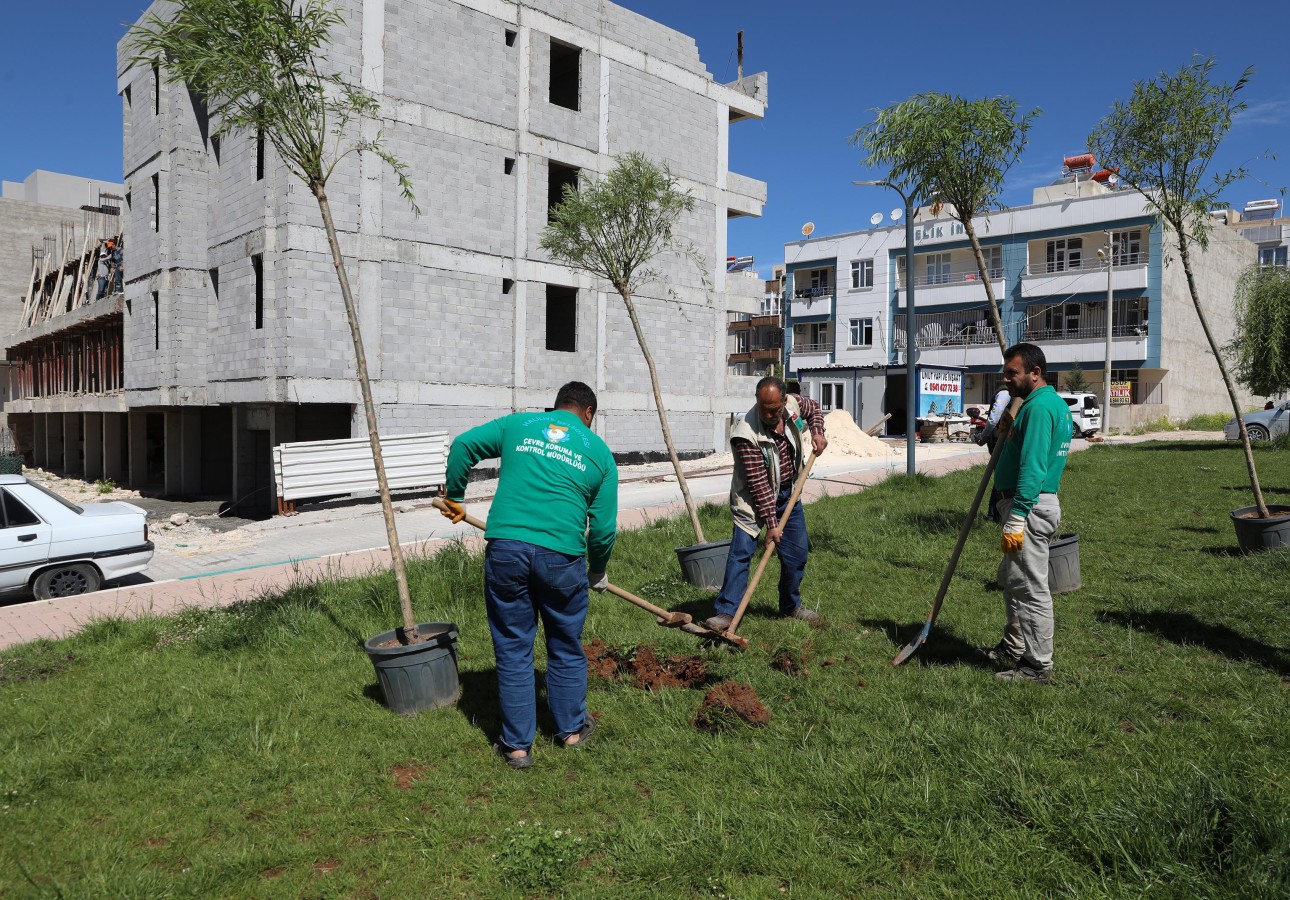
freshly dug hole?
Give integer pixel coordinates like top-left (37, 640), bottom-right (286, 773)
top-left (693, 680), bottom-right (771, 732)
top-left (584, 640), bottom-right (709, 690)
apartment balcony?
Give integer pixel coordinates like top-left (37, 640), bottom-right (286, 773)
top-left (727, 171), bottom-right (766, 218)
top-left (1020, 254), bottom-right (1149, 298)
top-left (787, 341), bottom-right (833, 369)
top-left (1021, 323), bottom-right (1150, 365)
top-left (729, 347), bottom-right (783, 364)
top-left (789, 288), bottom-right (833, 320)
top-left (898, 267), bottom-right (1006, 308)
top-left (894, 311), bottom-right (1014, 368)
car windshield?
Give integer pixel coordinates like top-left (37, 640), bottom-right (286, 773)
top-left (25, 480), bottom-right (84, 514)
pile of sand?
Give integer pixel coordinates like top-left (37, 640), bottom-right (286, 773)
top-left (823, 410), bottom-right (898, 458)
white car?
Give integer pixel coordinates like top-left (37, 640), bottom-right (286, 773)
top-left (0, 475), bottom-right (154, 600)
top-left (1225, 401), bottom-right (1290, 441)
top-left (1057, 391), bottom-right (1102, 438)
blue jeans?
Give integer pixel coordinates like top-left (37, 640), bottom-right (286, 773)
top-left (713, 487), bottom-right (808, 617)
top-left (484, 539), bottom-right (590, 752)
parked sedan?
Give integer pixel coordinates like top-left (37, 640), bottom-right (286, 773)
top-left (1225, 401), bottom-right (1290, 442)
top-left (0, 475), bottom-right (153, 600)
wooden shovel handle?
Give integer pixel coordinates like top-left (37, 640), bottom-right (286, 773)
top-left (726, 448), bottom-right (818, 635)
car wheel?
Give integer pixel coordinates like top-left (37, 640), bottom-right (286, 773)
top-left (32, 563), bottom-right (103, 600)
top-left (1247, 424), bottom-right (1271, 442)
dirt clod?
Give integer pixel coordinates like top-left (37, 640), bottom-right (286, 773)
top-left (692, 680), bottom-right (771, 732)
top-left (313, 858), bottom-right (340, 874)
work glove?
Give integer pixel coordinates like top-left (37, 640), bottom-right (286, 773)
top-left (439, 498), bottom-right (466, 523)
top-left (1000, 512), bottom-right (1026, 554)
top-left (588, 571), bottom-right (609, 592)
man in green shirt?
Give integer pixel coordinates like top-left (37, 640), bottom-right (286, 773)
top-left (985, 343), bottom-right (1072, 684)
top-left (440, 382), bottom-right (618, 768)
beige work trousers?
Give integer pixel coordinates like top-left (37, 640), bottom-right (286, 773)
top-left (995, 493), bottom-right (1061, 672)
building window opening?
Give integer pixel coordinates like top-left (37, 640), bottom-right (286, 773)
top-left (209, 267), bottom-right (219, 300)
top-left (505, 29), bottom-right (517, 47)
top-left (849, 317), bottom-right (873, 347)
top-left (152, 64), bottom-right (161, 115)
top-left (252, 253), bottom-right (264, 330)
top-left (547, 162), bottom-right (579, 221)
top-left (256, 127), bottom-right (265, 181)
top-left (502, 278), bottom-right (514, 294)
top-left (504, 157), bottom-right (515, 175)
top-left (150, 173), bottom-right (160, 232)
top-left (152, 291), bottom-right (160, 350)
top-left (546, 285), bottom-right (577, 352)
top-left (850, 259), bottom-right (873, 290)
top-left (549, 39), bottom-right (581, 111)
top-left (820, 382), bottom-right (845, 412)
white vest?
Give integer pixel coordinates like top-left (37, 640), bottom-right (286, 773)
top-left (728, 395), bottom-right (805, 537)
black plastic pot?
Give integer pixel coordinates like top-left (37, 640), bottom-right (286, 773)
top-left (676, 539), bottom-right (731, 590)
top-left (364, 622), bottom-right (459, 716)
top-left (1230, 505), bottom-right (1290, 554)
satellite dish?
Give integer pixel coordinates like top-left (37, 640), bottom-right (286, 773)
top-left (869, 212), bottom-right (883, 226)
top-left (889, 208), bottom-right (903, 222)
top-left (801, 222), bottom-right (815, 237)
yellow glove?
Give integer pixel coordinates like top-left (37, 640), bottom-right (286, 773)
top-left (439, 498), bottom-right (466, 523)
top-left (1000, 512), bottom-right (1025, 554)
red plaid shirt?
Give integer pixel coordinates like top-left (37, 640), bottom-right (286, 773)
top-left (731, 395), bottom-right (825, 527)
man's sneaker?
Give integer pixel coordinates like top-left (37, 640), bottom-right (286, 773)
top-left (705, 614), bottom-right (733, 632)
top-left (995, 665), bottom-right (1052, 684)
top-left (978, 642), bottom-right (1022, 668)
top-left (782, 607), bottom-right (821, 624)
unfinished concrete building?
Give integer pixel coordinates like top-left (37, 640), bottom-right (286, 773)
top-left (1, 171), bottom-right (125, 436)
top-left (4, 0), bottom-right (767, 511)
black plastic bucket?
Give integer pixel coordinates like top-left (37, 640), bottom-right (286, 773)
top-left (676, 539), bottom-right (732, 590)
top-left (364, 622), bottom-right (459, 716)
top-left (1048, 533), bottom-right (1081, 595)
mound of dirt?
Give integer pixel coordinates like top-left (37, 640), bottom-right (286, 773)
top-left (584, 641), bottom-right (709, 690)
top-left (692, 680), bottom-right (771, 732)
top-left (584, 639), bottom-right (622, 680)
top-left (823, 410), bottom-right (899, 458)
top-left (771, 646), bottom-right (810, 678)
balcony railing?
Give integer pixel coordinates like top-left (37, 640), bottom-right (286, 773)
top-left (1023, 324), bottom-right (1148, 342)
top-left (791, 341), bottom-right (832, 354)
top-left (1025, 252), bottom-right (1147, 276)
top-left (894, 312), bottom-right (1003, 350)
top-left (898, 267), bottom-right (1003, 289)
top-left (792, 286), bottom-right (834, 300)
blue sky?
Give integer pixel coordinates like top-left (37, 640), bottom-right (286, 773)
top-left (4, 1), bottom-right (1286, 278)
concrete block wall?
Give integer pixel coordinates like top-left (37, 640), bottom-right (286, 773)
top-left (606, 60), bottom-right (717, 184)
top-left (1159, 226), bottom-right (1258, 417)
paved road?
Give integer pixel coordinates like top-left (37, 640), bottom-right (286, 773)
top-left (0, 432), bottom-right (1222, 649)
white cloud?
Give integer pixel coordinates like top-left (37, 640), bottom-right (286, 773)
top-left (1236, 99), bottom-right (1290, 127)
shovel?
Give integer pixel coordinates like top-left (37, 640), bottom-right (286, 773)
top-left (891, 396), bottom-right (1023, 666)
top-left (724, 447), bottom-right (818, 637)
top-left (430, 499), bottom-right (747, 648)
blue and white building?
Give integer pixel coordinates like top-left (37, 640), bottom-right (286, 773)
top-left (781, 171), bottom-right (1259, 432)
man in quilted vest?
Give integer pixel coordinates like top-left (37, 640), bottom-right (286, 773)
top-left (706, 376), bottom-right (828, 631)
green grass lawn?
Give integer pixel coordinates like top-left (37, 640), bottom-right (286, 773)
top-left (3, 442), bottom-right (1288, 897)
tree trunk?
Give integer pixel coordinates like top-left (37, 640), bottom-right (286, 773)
top-left (617, 285), bottom-right (706, 544)
top-left (314, 183), bottom-right (424, 642)
top-left (963, 222), bottom-right (1008, 356)
top-left (1177, 234), bottom-right (1269, 518)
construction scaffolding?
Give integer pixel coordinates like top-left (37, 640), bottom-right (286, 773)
top-left (19, 191), bottom-right (123, 329)
top-left (7, 315), bottom-right (125, 400)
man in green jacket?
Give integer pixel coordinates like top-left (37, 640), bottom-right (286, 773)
top-left (440, 382), bottom-right (618, 768)
top-left (985, 343), bottom-right (1072, 684)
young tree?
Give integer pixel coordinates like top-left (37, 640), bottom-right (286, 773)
top-left (1089, 57), bottom-right (1271, 518)
top-left (129, 0), bottom-right (428, 641)
top-left (1064, 361), bottom-right (1091, 393)
top-left (853, 93), bottom-right (1040, 356)
top-left (1230, 263), bottom-right (1290, 399)
top-left (540, 152), bottom-right (709, 545)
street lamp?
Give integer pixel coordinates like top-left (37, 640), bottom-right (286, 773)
top-left (855, 179), bottom-right (917, 477)
top-left (1097, 230), bottom-right (1115, 435)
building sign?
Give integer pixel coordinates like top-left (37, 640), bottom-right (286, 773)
top-left (913, 221), bottom-right (967, 244)
top-left (917, 366), bottom-right (964, 417)
top-left (1110, 381), bottom-right (1132, 406)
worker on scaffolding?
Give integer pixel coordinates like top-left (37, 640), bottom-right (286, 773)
top-left (109, 239), bottom-right (123, 293)
top-left (97, 239), bottom-right (117, 299)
